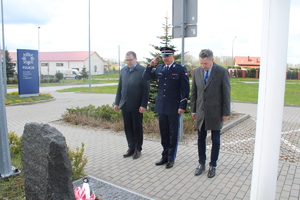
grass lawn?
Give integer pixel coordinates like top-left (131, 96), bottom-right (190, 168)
top-left (57, 81), bottom-right (300, 105)
top-left (57, 85), bottom-right (117, 93)
top-left (231, 81), bottom-right (300, 105)
top-left (231, 82), bottom-right (259, 102)
top-left (5, 76), bottom-right (300, 105)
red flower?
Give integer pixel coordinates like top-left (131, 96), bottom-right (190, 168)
top-left (74, 187), bottom-right (96, 200)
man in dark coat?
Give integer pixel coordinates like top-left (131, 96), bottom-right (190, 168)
top-left (143, 47), bottom-right (190, 169)
top-left (114, 51), bottom-right (150, 159)
top-left (190, 49), bottom-right (231, 178)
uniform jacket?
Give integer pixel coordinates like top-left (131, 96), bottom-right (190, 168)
top-left (190, 63), bottom-right (231, 130)
top-left (143, 62), bottom-right (190, 115)
top-left (114, 63), bottom-right (150, 111)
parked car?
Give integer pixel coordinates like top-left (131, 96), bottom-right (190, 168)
top-left (56, 69), bottom-right (82, 79)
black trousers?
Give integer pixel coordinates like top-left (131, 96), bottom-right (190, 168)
top-left (121, 109), bottom-right (143, 151)
top-left (198, 121), bottom-right (221, 167)
top-left (158, 113), bottom-right (180, 162)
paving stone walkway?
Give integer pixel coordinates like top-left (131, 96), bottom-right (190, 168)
top-left (5, 86), bottom-right (300, 200)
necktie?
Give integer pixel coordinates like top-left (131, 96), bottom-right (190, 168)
top-left (205, 70), bottom-right (209, 84)
top-left (166, 65), bottom-right (169, 70)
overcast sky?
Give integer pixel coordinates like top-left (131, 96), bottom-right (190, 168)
top-left (2, 0), bottom-right (300, 64)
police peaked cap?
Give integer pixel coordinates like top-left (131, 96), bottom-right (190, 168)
top-left (160, 47), bottom-right (175, 57)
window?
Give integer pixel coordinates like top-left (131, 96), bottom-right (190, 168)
top-left (41, 63), bottom-right (48, 66)
top-left (56, 63), bottom-right (63, 66)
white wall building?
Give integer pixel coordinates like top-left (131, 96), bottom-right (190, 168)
top-left (10, 51), bottom-right (106, 76)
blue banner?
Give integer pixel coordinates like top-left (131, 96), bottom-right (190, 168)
top-left (17, 49), bottom-right (39, 96)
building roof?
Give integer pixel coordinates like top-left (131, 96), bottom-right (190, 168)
top-left (235, 56), bottom-right (260, 67)
top-left (9, 51), bottom-right (100, 62)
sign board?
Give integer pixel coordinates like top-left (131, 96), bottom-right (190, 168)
top-left (172, 0), bottom-right (198, 26)
top-left (172, 0), bottom-right (198, 38)
top-left (173, 25), bottom-right (197, 38)
top-left (17, 49), bottom-right (39, 97)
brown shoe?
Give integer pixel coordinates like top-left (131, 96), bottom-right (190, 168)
top-left (123, 149), bottom-right (134, 158)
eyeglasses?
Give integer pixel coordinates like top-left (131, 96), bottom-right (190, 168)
top-left (125, 59), bottom-right (135, 62)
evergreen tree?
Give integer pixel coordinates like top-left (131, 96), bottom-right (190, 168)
top-left (145, 17), bottom-right (181, 112)
top-left (80, 67), bottom-right (88, 79)
top-left (3, 50), bottom-right (16, 79)
top-left (55, 71), bottom-right (63, 83)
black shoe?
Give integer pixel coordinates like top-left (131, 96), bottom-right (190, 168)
top-left (155, 158), bottom-right (168, 166)
top-left (194, 164), bottom-right (205, 176)
top-left (133, 150), bottom-right (141, 159)
top-left (166, 161), bottom-right (174, 169)
top-left (123, 149), bottom-right (134, 158)
top-left (207, 166), bottom-right (216, 178)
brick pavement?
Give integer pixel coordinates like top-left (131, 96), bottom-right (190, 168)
top-left (5, 89), bottom-right (300, 200)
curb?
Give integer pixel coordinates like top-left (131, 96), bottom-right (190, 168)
top-left (6, 98), bottom-right (56, 106)
top-left (221, 113), bottom-right (251, 133)
top-left (205, 113), bottom-right (251, 141)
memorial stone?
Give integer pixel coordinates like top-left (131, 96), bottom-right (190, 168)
top-left (21, 122), bottom-right (75, 200)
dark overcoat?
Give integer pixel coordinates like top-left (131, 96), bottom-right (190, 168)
top-left (190, 63), bottom-right (231, 130)
top-left (143, 62), bottom-right (190, 115)
top-left (114, 63), bottom-right (150, 111)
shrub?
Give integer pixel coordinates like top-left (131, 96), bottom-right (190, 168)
top-left (8, 91), bottom-right (18, 95)
top-left (247, 68), bottom-right (256, 78)
top-left (39, 93), bottom-right (53, 98)
top-left (5, 99), bottom-right (13, 105)
top-left (66, 104), bottom-right (122, 122)
top-left (68, 143), bottom-right (88, 181)
top-left (41, 78), bottom-right (58, 83)
top-left (55, 71), bottom-right (64, 83)
top-left (143, 111), bottom-right (157, 123)
top-left (8, 131), bottom-right (22, 156)
top-left (2, 133), bottom-right (87, 198)
top-left (62, 105), bottom-right (196, 136)
top-left (8, 130), bottom-right (88, 181)
top-left (7, 79), bottom-right (18, 84)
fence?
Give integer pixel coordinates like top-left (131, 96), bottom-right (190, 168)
top-left (229, 69), bottom-right (300, 80)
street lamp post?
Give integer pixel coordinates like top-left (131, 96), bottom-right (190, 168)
top-left (232, 36), bottom-right (237, 66)
top-left (220, 48), bottom-right (225, 63)
top-left (1, 0), bottom-right (6, 96)
top-left (38, 27), bottom-right (41, 84)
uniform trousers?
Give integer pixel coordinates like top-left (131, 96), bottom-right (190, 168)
top-left (121, 109), bottom-right (143, 152)
top-left (158, 113), bottom-right (180, 162)
top-left (198, 121), bottom-right (221, 167)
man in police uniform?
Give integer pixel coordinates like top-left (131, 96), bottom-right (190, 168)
top-left (143, 47), bottom-right (190, 169)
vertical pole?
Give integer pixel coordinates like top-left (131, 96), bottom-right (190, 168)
top-left (1, 0), bottom-right (6, 96)
top-left (47, 63), bottom-right (49, 83)
top-left (0, 37), bottom-right (11, 178)
top-left (38, 26), bottom-right (41, 84)
top-left (178, 0), bottom-right (186, 142)
top-left (118, 45), bottom-right (120, 74)
top-left (88, 0), bottom-right (91, 90)
top-left (231, 36), bottom-right (237, 66)
top-left (250, 0), bottom-right (290, 199)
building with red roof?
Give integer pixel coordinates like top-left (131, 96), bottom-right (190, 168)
top-left (235, 56), bottom-right (260, 68)
top-left (10, 51), bottom-right (106, 75)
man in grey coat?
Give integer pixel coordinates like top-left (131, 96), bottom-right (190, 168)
top-left (114, 51), bottom-right (150, 159)
top-left (190, 49), bottom-right (230, 178)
